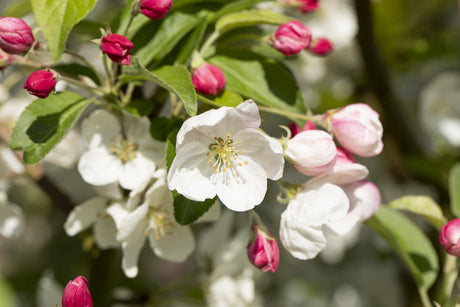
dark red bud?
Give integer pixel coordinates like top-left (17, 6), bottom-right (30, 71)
top-left (62, 276), bottom-right (93, 307)
top-left (140, 0), bottom-right (173, 20)
top-left (100, 33), bottom-right (134, 65)
top-left (0, 17), bottom-right (35, 54)
top-left (23, 70), bottom-right (57, 98)
top-left (191, 62), bottom-right (226, 96)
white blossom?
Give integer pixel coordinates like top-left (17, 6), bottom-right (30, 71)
top-left (167, 100), bottom-right (284, 212)
top-left (78, 109), bottom-right (164, 190)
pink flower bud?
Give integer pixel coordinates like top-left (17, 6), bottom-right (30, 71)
top-left (140, 0), bottom-right (173, 20)
top-left (247, 224), bottom-right (279, 273)
top-left (101, 33), bottom-right (134, 65)
top-left (0, 17), bottom-right (35, 54)
top-left (327, 103), bottom-right (383, 157)
top-left (309, 37), bottom-right (333, 56)
top-left (23, 70), bottom-right (57, 98)
top-left (341, 180), bottom-right (381, 221)
top-left (62, 276), bottom-right (93, 307)
top-left (285, 130), bottom-right (337, 176)
top-left (191, 62), bottom-right (225, 96)
top-left (289, 122), bottom-right (301, 137)
top-left (298, 0), bottom-right (319, 12)
top-left (440, 219), bottom-right (460, 257)
top-left (303, 121), bottom-right (316, 131)
top-left (271, 21), bottom-right (312, 56)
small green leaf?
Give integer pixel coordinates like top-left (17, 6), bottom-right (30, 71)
top-left (52, 63), bottom-right (101, 85)
top-left (211, 0), bottom-right (270, 22)
top-left (31, 0), bottom-right (97, 62)
top-left (121, 59), bottom-right (197, 116)
top-left (9, 92), bottom-right (89, 164)
top-left (150, 117), bottom-right (183, 142)
top-left (173, 191), bottom-right (216, 225)
top-left (449, 163), bottom-right (460, 218)
top-left (366, 205), bottom-right (439, 289)
top-left (389, 195), bottom-right (447, 229)
top-left (210, 55), bottom-right (303, 113)
top-left (199, 90), bottom-right (243, 108)
top-left (134, 12), bottom-right (198, 67)
top-left (125, 98), bottom-right (153, 117)
top-left (174, 14), bottom-right (208, 66)
top-left (215, 9), bottom-right (292, 34)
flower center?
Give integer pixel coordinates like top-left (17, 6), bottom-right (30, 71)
top-left (110, 138), bottom-right (138, 163)
top-left (146, 209), bottom-right (175, 240)
top-left (207, 134), bottom-right (247, 173)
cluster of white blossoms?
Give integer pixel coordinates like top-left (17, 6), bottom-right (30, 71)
top-left (69, 99), bottom-right (383, 282)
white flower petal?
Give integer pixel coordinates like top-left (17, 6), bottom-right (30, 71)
top-left (64, 197), bottom-right (106, 236)
top-left (78, 150), bottom-right (122, 186)
top-left (121, 221), bottom-right (148, 278)
top-left (167, 142), bottom-right (216, 201)
top-left (280, 211), bottom-right (327, 260)
top-left (235, 128), bottom-right (284, 180)
top-left (149, 225), bottom-right (195, 262)
top-left (106, 202), bottom-right (130, 229)
top-left (118, 155), bottom-right (155, 190)
top-left (145, 176), bottom-right (172, 209)
top-left (82, 109), bottom-right (121, 149)
top-left (94, 216), bottom-right (119, 249)
top-left (117, 203), bottom-right (149, 241)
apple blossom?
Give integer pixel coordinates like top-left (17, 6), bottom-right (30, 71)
top-left (78, 109), bottom-right (164, 190)
top-left (326, 103), bottom-right (383, 157)
top-left (285, 129), bottom-right (337, 176)
top-left (167, 100), bottom-right (284, 212)
top-left (279, 182), bottom-right (354, 260)
top-left (271, 21), bottom-right (312, 56)
top-left (23, 70), bottom-right (57, 98)
top-left (62, 276), bottom-right (92, 307)
top-left (341, 180), bottom-right (381, 222)
top-left (0, 17), bottom-right (35, 54)
top-left (439, 219), bottom-right (460, 257)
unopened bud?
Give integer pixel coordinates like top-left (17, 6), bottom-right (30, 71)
top-left (62, 276), bottom-right (93, 307)
top-left (191, 62), bottom-right (226, 96)
top-left (0, 17), bottom-right (35, 54)
top-left (271, 21), bottom-right (312, 56)
top-left (309, 37), bottom-right (333, 56)
top-left (247, 223), bottom-right (279, 273)
top-left (440, 219), bottom-right (460, 257)
top-left (140, 0), bottom-right (173, 20)
top-left (100, 33), bottom-right (134, 65)
top-left (23, 69), bottom-right (57, 98)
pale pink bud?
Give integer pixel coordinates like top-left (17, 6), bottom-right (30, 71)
top-left (23, 70), bottom-right (57, 98)
top-left (0, 17), bottom-right (35, 54)
top-left (191, 62), bottom-right (225, 96)
top-left (285, 130), bottom-right (337, 176)
top-left (271, 21), bottom-right (312, 56)
top-left (328, 103), bottom-right (383, 157)
top-left (101, 33), bottom-right (133, 65)
top-left (341, 180), bottom-right (381, 221)
top-left (309, 37), bottom-right (333, 56)
top-left (440, 219), bottom-right (460, 257)
top-left (140, 0), bottom-right (173, 20)
top-left (62, 276), bottom-right (93, 307)
top-left (247, 224), bottom-right (279, 273)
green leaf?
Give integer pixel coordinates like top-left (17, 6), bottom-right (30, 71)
top-left (125, 98), bottom-right (153, 117)
top-left (31, 0), bottom-right (97, 62)
top-left (449, 163), bottom-right (460, 218)
top-left (9, 92), bottom-right (89, 164)
top-left (198, 90), bottom-right (243, 108)
top-left (52, 63), bottom-right (101, 85)
top-left (2, 0), bottom-right (32, 17)
top-left (121, 58), bottom-right (197, 116)
top-left (366, 205), bottom-right (439, 289)
top-left (210, 55), bottom-right (303, 112)
top-left (173, 191), bottom-right (216, 225)
top-left (389, 195), bottom-right (447, 229)
top-left (134, 12), bottom-right (198, 67)
top-left (211, 0), bottom-right (270, 22)
top-left (150, 117), bottom-right (183, 142)
top-left (0, 278), bottom-right (17, 307)
top-left (215, 9), bottom-right (292, 34)
top-left (174, 13), bottom-right (208, 66)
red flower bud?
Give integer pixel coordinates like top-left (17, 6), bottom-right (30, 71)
top-left (271, 21), bottom-right (312, 56)
top-left (62, 276), bottom-right (93, 307)
top-left (140, 0), bottom-right (173, 20)
top-left (309, 37), bottom-right (334, 56)
top-left (247, 224), bottom-right (279, 273)
top-left (299, 0), bottom-right (319, 13)
top-left (440, 219), bottom-right (460, 257)
top-left (23, 70), bottom-right (57, 98)
top-left (100, 34), bottom-right (134, 65)
top-left (191, 62), bottom-right (226, 96)
top-left (0, 17), bottom-right (35, 54)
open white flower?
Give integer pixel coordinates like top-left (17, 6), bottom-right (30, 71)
top-left (279, 182), bottom-right (354, 260)
top-left (116, 172), bottom-right (219, 278)
top-left (64, 196), bottom-right (128, 249)
top-left (0, 191), bottom-right (24, 239)
top-left (78, 109), bottom-right (164, 190)
top-left (167, 100), bottom-right (284, 212)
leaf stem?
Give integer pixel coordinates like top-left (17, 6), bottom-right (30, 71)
top-left (440, 254), bottom-right (459, 306)
top-left (199, 31), bottom-right (219, 56)
top-left (418, 287), bottom-right (433, 307)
